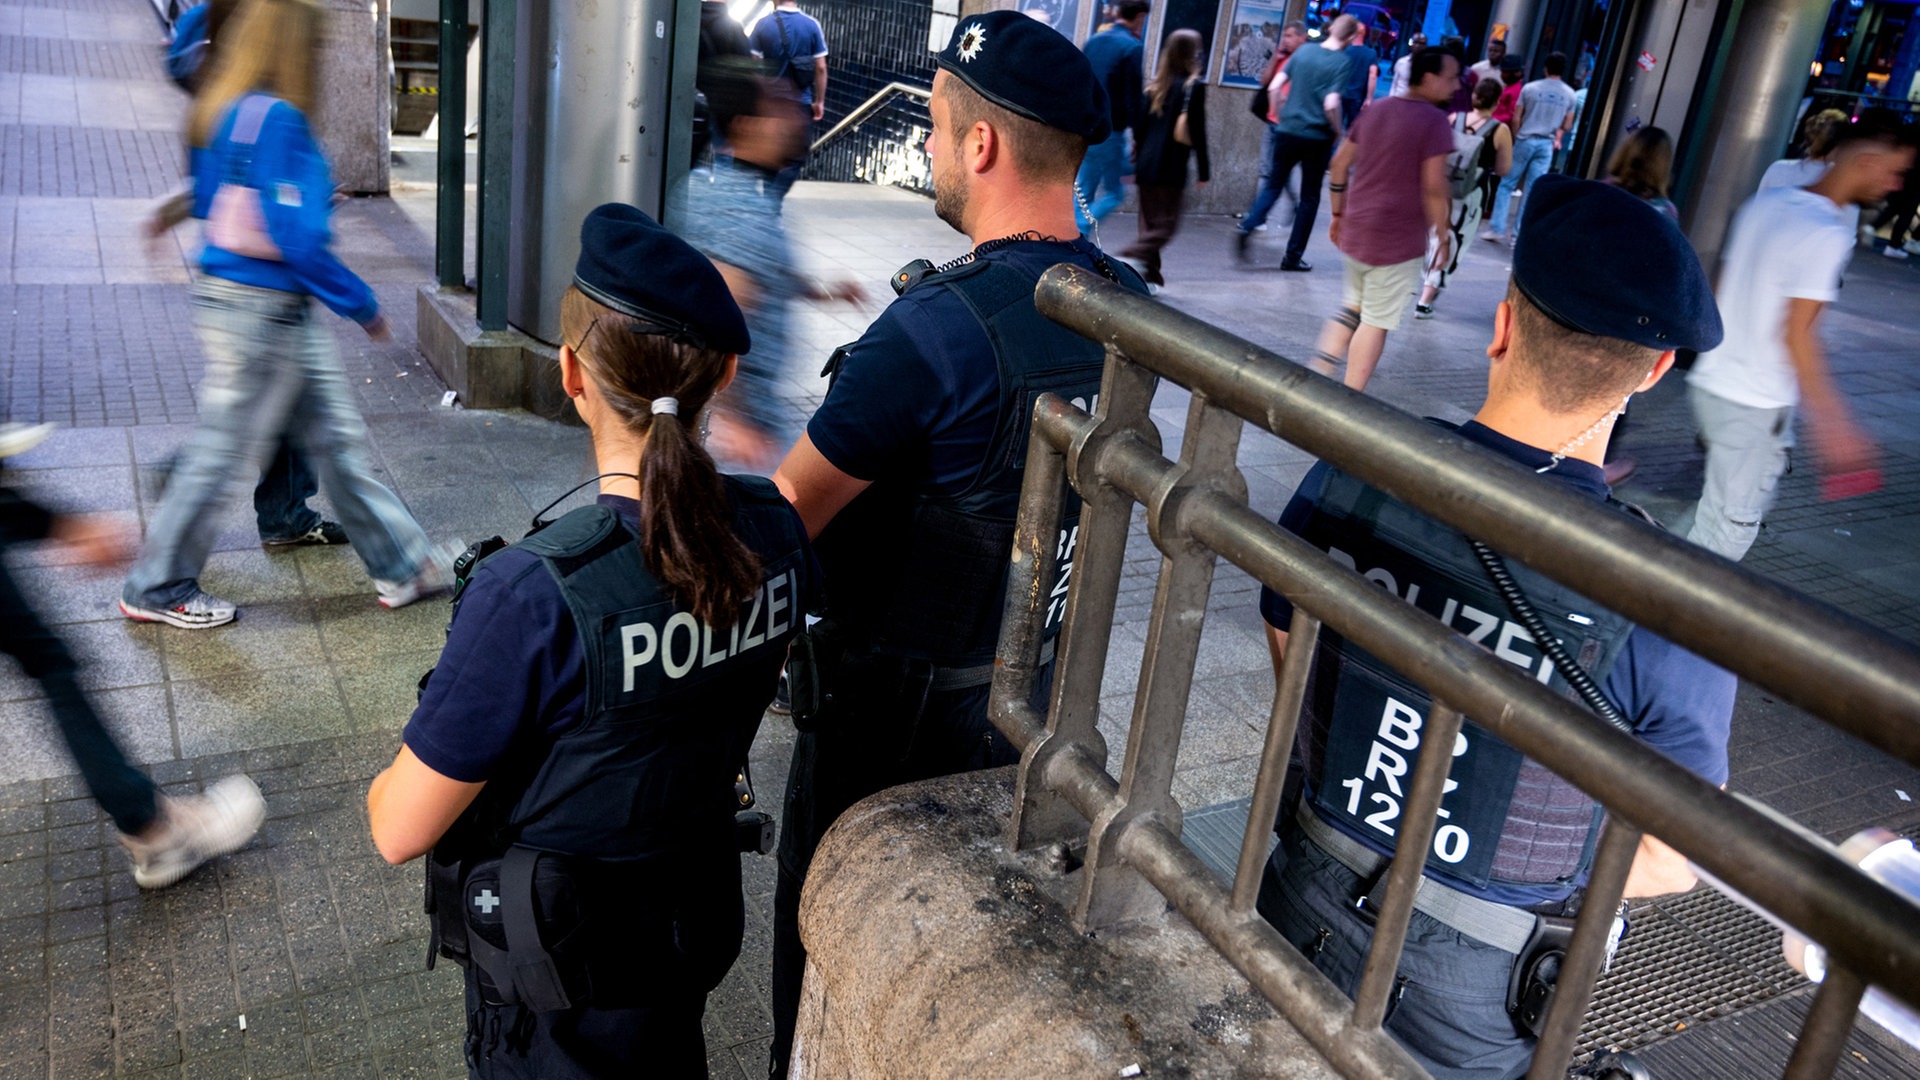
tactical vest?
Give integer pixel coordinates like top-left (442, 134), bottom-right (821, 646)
top-left (1293, 467), bottom-right (1637, 894)
top-left (426, 478), bottom-right (809, 1011)
top-left (817, 249), bottom-right (1148, 667)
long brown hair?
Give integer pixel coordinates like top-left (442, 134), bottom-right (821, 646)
top-left (189, 0), bottom-right (322, 148)
top-left (1148, 29), bottom-right (1203, 116)
top-left (560, 287), bottom-right (762, 627)
top-left (1606, 126), bottom-right (1674, 200)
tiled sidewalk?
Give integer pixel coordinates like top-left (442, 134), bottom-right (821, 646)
top-left (4, 0), bottom-right (1920, 1077)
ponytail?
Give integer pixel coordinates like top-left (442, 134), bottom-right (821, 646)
top-left (561, 287), bottom-right (762, 627)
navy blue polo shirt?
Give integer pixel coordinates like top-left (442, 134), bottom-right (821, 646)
top-left (806, 237), bottom-right (1112, 495)
top-left (1258, 421), bottom-right (1734, 905)
top-left (405, 491), bottom-right (821, 784)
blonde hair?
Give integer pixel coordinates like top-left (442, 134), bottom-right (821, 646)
top-left (189, 0), bottom-right (323, 148)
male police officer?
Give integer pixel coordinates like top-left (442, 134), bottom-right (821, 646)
top-left (1255, 176), bottom-right (1736, 1079)
top-left (766, 11), bottom-right (1147, 1075)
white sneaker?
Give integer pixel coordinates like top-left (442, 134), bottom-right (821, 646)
top-left (1883, 246), bottom-right (1910, 260)
top-left (1905, 239), bottom-right (1920, 256)
top-left (120, 776), bottom-right (266, 889)
top-left (375, 538), bottom-right (464, 609)
top-left (119, 588), bottom-right (238, 629)
top-left (0, 421), bottom-right (55, 459)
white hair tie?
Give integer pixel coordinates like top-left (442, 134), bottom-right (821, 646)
top-left (651, 396), bottom-right (679, 417)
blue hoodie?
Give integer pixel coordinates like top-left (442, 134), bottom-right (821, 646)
top-left (191, 93), bottom-right (379, 326)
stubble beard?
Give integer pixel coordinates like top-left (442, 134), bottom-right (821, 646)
top-left (933, 159), bottom-right (969, 235)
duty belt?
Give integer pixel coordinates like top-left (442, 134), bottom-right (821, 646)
top-left (1295, 806), bottom-right (1537, 955)
top-left (927, 639), bottom-right (1055, 693)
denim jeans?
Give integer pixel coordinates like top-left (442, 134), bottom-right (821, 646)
top-left (0, 551), bottom-right (158, 835)
top-left (1489, 135), bottom-right (1554, 239)
top-left (1259, 825), bottom-right (1534, 1080)
top-left (125, 276), bottom-right (432, 609)
top-left (252, 438), bottom-right (321, 542)
top-left (1241, 131), bottom-right (1333, 263)
top-left (1074, 132), bottom-right (1129, 233)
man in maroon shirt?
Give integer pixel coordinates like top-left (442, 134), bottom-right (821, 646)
top-left (1311, 46), bottom-right (1458, 392)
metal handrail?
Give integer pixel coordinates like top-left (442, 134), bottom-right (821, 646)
top-left (984, 264), bottom-right (1920, 1079)
top-left (809, 81), bottom-right (932, 154)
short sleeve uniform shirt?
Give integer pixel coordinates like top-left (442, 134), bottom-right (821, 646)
top-left (405, 492), bottom-right (822, 785)
top-left (1257, 422), bottom-right (1735, 906)
top-left (806, 238), bottom-right (1115, 494)
top-left (1688, 186), bottom-right (1855, 411)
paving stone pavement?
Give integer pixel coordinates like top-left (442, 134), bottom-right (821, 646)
top-left (4, 0), bottom-right (1920, 1077)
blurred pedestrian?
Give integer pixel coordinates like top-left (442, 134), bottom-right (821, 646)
top-left (1076, 0), bottom-right (1150, 235)
top-left (2, 424), bottom-right (265, 888)
top-left (1605, 126), bottom-right (1678, 221)
top-left (1339, 22), bottom-right (1380, 127)
top-left (1313, 46), bottom-right (1458, 391)
top-left (1415, 75), bottom-right (1510, 320)
top-left (685, 58), bottom-right (866, 472)
top-left (1248, 20), bottom-right (1308, 230)
top-left (1490, 57), bottom-right (1524, 124)
top-left (1122, 29), bottom-right (1209, 289)
top-left (747, 0), bottom-right (829, 205)
top-left (1759, 108), bottom-right (1849, 190)
top-left (1484, 52), bottom-right (1577, 245)
top-left (151, 0), bottom-right (345, 554)
top-left (1677, 115), bottom-right (1914, 561)
top-left (1597, 126), bottom-right (1679, 485)
top-left (1874, 152), bottom-right (1920, 259)
top-left (1388, 31), bottom-right (1427, 97)
top-left (1466, 35), bottom-right (1505, 89)
top-left (1234, 13), bottom-right (1356, 270)
top-left (123, 0), bottom-right (456, 629)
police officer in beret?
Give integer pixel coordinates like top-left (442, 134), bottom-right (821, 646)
top-left (1254, 176), bottom-right (1736, 1079)
top-left (765, 10), bottom-right (1148, 1076)
top-left (367, 204), bottom-right (818, 1077)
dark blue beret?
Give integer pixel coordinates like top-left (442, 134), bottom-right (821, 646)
top-left (1512, 175), bottom-right (1723, 352)
top-left (936, 11), bottom-right (1111, 143)
top-left (572, 203), bottom-right (751, 355)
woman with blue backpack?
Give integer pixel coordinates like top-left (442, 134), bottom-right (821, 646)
top-left (123, 0), bottom-right (456, 629)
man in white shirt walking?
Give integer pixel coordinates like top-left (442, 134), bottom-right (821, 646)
top-left (1678, 114), bottom-right (1914, 561)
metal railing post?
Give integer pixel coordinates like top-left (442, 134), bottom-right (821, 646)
top-left (475, 0), bottom-right (516, 331)
top-left (1230, 607), bottom-right (1319, 915)
top-left (1352, 703), bottom-right (1465, 1031)
top-left (1074, 393), bottom-right (1245, 931)
top-left (1009, 352), bottom-right (1158, 851)
top-left (434, 0), bottom-right (469, 289)
top-left (1782, 967), bottom-right (1868, 1080)
top-left (1525, 818), bottom-right (1641, 1079)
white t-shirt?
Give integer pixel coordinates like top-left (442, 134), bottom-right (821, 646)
top-left (1758, 157), bottom-right (1829, 190)
top-left (1689, 186), bottom-right (1855, 410)
top-left (1390, 54), bottom-right (1412, 97)
top-left (1469, 59), bottom-right (1499, 85)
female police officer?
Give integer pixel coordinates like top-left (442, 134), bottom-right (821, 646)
top-left (367, 205), bottom-right (817, 1077)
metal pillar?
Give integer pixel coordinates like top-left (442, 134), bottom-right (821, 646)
top-left (506, 0), bottom-right (686, 345)
top-left (1488, 0), bottom-right (1535, 62)
top-left (475, 0), bottom-right (515, 332)
top-left (434, 0), bottom-right (469, 290)
top-left (1676, 0), bottom-right (1830, 270)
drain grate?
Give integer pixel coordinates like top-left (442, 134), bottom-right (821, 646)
top-left (1633, 986), bottom-right (1920, 1079)
top-left (1578, 887), bottom-right (1802, 1055)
